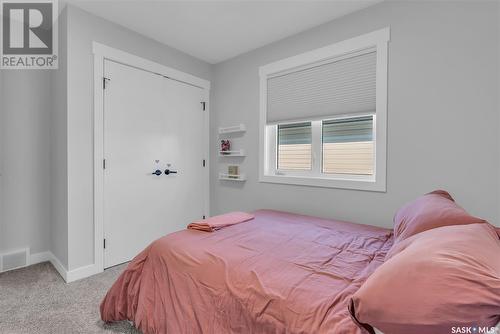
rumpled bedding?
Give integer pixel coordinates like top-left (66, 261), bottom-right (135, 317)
top-left (187, 211), bottom-right (254, 232)
top-left (101, 209), bottom-right (393, 334)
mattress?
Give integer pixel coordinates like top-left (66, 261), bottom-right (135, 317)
top-left (101, 209), bottom-right (394, 334)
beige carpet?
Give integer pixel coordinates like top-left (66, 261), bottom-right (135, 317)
top-left (0, 262), bottom-right (141, 334)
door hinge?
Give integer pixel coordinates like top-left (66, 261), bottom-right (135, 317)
top-left (103, 77), bottom-right (110, 89)
top-left (202, 159), bottom-right (206, 167)
top-left (103, 239), bottom-right (106, 249)
top-left (103, 159), bottom-right (106, 169)
top-left (201, 102), bottom-right (206, 111)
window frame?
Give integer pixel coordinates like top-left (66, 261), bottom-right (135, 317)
top-left (259, 28), bottom-right (389, 192)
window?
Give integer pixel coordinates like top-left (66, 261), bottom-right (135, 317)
top-left (277, 122), bottom-right (312, 171)
top-left (270, 114), bottom-right (374, 176)
top-left (259, 28), bottom-right (389, 191)
top-left (322, 116), bottom-right (374, 175)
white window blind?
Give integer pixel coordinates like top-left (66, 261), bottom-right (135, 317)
top-left (267, 50), bottom-right (376, 123)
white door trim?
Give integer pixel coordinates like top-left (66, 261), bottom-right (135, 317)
top-left (93, 42), bottom-right (210, 275)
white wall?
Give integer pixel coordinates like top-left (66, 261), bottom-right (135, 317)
top-left (65, 5), bottom-right (213, 270)
top-left (211, 1), bottom-right (500, 227)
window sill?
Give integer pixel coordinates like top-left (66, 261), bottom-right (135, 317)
top-left (259, 174), bottom-right (386, 192)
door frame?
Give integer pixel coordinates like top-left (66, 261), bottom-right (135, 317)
top-left (93, 42), bottom-right (211, 273)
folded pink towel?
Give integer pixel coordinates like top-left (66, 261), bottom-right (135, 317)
top-left (188, 212), bottom-right (254, 232)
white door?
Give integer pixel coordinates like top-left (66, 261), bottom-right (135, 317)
top-left (103, 60), bottom-right (207, 268)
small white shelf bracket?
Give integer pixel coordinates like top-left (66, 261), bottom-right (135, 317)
top-left (219, 124), bottom-right (246, 135)
top-left (219, 149), bottom-right (246, 157)
top-left (219, 173), bottom-right (246, 181)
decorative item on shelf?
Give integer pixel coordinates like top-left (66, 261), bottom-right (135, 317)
top-left (228, 165), bottom-right (239, 179)
top-left (220, 140), bottom-right (231, 154)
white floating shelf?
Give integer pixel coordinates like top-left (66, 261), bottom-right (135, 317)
top-left (219, 124), bottom-right (246, 135)
top-left (219, 173), bottom-right (246, 181)
top-left (219, 149), bottom-right (245, 157)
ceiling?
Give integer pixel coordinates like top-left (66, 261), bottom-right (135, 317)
top-left (69, 0), bottom-right (382, 64)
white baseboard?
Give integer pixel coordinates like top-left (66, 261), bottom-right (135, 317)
top-left (29, 250), bottom-right (68, 282)
top-left (48, 252), bottom-right (68, 282)
top-left (66, 263), bottom-right (101, 283)
top-left (29, 251), bottom-right (52, 265)
top-left (29, 251), bottom-right (102, 283)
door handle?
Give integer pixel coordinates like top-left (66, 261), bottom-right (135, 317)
top-left (164, 169), bottom-right (178, 175)
top-left (152, 169), bottom-right (162, 176)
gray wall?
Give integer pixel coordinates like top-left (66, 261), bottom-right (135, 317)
top-left (0, 70), bottom-right (52, 254)
top-left (0, 63), bottom-right (3, 251)
top-left (0, 10), bottom-right (65, 261)
top-left (50, 7), bottom-right (68, 268)
top-left (0, 6), bottom-right (69, 268)
top-left (211, 1), bottom-right (500, 227)
top-left (65, 5), bottom-right (213, 270)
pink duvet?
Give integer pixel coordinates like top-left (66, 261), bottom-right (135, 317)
top-left (100, 210), bottom-right (393, 334)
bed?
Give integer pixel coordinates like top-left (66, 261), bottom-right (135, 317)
top-left (100, 209), bottom-right (393, 333)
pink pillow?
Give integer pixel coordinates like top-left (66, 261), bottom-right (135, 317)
top-left (349, 223), bottom-right (500, 334)
top-left (393, 190), bottom-right (484, 243)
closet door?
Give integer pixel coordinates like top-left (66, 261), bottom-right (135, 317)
top-left (103, 60), bottom-right (206, 268)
